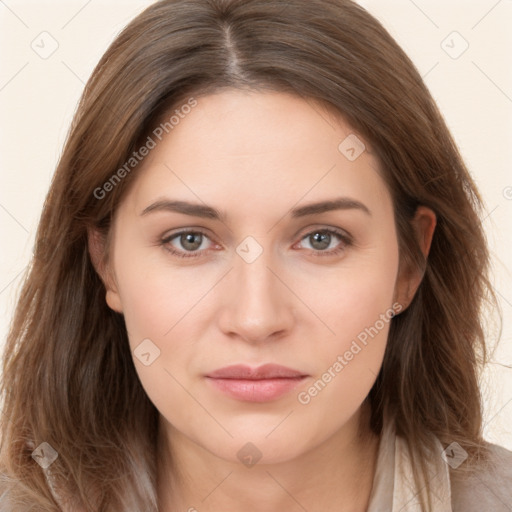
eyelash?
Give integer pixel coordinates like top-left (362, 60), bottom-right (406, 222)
top-left (160, 228), bottom-right (352, 259)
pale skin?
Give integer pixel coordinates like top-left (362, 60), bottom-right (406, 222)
top-left (89, 90), bottom-right (436, 512)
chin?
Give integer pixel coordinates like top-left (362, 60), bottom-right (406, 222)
top-left (210, 437), bottom-right (308, 467)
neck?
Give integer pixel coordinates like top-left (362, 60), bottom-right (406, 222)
top-left (157, 404), bottom-right (380, 512)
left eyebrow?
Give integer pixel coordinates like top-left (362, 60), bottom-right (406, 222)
top-left (291, 197), bottom-right (372, 217)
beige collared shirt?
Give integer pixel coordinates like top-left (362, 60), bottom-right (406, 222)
top-left (367, 419), bottom-right (512, 511)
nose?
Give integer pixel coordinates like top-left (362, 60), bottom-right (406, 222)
top-left (217, 247), bottom-right (295, 345)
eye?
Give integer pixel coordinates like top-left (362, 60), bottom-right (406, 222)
top-left (295, 228), bottom-right (352, 256)
top-left (161, 230), bottom-right (216, 258)
top-left (161, 227), bottom-right (352, 259)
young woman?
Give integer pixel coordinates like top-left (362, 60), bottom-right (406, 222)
top-left (1, 0), bottom-right (511, 510)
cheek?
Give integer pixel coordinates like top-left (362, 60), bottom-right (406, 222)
top-left (294, 239), bottom-right (399, 409)
top-left (116, 269), bottom-right (171, 345)
top-left (302, 239), bottom-right (399, 349)
top-left (112, 244), bottom-right (220, 394)
top-left (295, 321), bottom-right (389, 443)
top-left (113, 239), bottom-right (205, 344)
top-left (112, 258), bottom-right (205, 423)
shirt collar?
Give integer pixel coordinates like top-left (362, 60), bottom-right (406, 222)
top-left (367, 418), bottom-right (453, 511)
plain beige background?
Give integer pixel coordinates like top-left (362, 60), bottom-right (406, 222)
top-left (0, 0), bottom-right (511, 450)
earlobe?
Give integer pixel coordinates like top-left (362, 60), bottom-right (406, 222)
top-left (394, 206), bottom-right (437, 311)
top-left (87, 228), bottom-right (123, 313)
top-left (105, 289), bottom-right (123, 314)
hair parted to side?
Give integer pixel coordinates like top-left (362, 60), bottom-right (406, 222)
top-left (0, 0), bottom-right (496, 510)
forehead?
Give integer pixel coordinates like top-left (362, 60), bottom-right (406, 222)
top-left (119, 89), bottom-right (391, 221)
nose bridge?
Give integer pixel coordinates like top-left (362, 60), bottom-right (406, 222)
top-left (218, 237), bottom-right (293, 342)
top-left (237, 250), bottom-right (275, 308)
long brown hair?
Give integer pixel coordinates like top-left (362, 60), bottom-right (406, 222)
top-left (0, 0), bottom-right (495, 510)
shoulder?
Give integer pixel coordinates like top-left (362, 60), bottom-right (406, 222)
top-left (450, 442), bottom-right (512, 511)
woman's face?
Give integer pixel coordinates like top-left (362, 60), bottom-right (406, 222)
top-left (101, 90), bottom-right (413, 464)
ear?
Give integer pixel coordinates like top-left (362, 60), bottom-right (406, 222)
top-left (87, 227), bottom-right (123, 313)
top-left (393, 206), bottom-right (437, 310)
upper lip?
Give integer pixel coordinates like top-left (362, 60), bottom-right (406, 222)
top-left (206, 364), bottom-right (307, 380)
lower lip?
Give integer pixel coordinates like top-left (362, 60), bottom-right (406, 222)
top-left (206, 376), bottom-right (307, 402)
